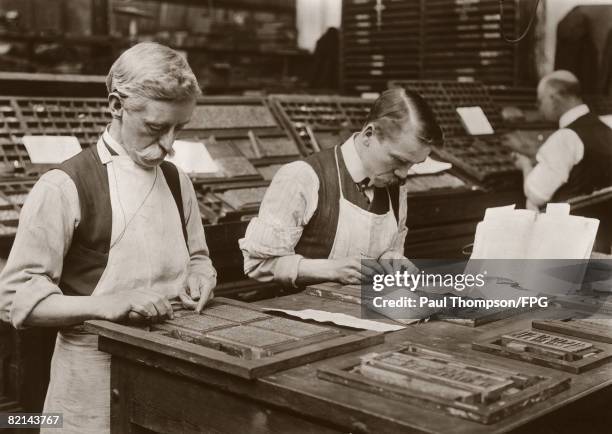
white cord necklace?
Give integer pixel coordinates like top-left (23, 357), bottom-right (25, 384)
top-left (109, 163), bottom-right (159, 249)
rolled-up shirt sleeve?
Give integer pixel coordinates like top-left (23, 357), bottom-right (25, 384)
top-left (239, 161), bottom-right (319, 286)
top-left (178, 171), bottom-right (217, 284)
top-left (0, 170), bottom-right (79, 328)
top-left (524, 129), bottom-right (584, 206)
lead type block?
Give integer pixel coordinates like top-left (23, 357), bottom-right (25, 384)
top-left (532, 319), bottom-right (612, 344)
top-left (86, 298), bottom-right (382, 378)
top-left (473, 328), bottom-right (612, 373)
top-left (318, 343), bottom-right (570, 424)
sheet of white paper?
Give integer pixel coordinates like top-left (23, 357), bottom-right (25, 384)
top-left (473, 205), bottom-right (598, 260)
top-left (259, 307), bottom-right (405, 332)
top-left (22, 135), bottom-right (82, 164)
top-left (166, 140), bottom-right (219, 174)
top-left (531, 213), bottom-right (598, 260)
top-left (545, 203), bottom-right (570, 217)
top-left (472, 206), bottom-right (536, 259)
top-left (456, 106), bottom-right (495, 135)
top-left (408, 157), bottom-right (452, 175)
top-left (469, 204), bottom-right (599, 295)
top-left (483, 204), bottom-right (516, 219)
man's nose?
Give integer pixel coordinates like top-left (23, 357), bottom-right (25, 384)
top-left (159, 131), bottom-right (174, 152)
top-left (394, 165), bottom-right (412, 179)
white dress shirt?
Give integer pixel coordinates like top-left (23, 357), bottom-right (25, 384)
top-left (341, 134), bottom-right (375, 201)
top-left (524, 104), bottom-right (590, 208)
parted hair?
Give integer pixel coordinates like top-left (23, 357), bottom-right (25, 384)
top-left (365, 88), bottom-right (443, 146)
top-left (106, 42), bottom-right (202, 110)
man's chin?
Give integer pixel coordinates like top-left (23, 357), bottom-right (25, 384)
top-left (135, 151), bottom-right (167, 168)
top-left (135, 156), bottom-right (165, 168)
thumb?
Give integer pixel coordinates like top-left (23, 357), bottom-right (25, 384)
top-left (179, 292), bottom-right (197, 310)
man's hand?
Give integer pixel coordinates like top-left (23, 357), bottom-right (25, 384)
top-left (328, 257), bottom-right (385, 285)
top-left (377, 252), bottom-right (420, 277)
top-left (98, 289), bottom-right (173, 323)
top-left (512, 152), bottom-right (533, 174)
top-left (178, 273), bottom-right (216, 313)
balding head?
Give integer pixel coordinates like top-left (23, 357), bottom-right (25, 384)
top-left (537, 70), bottom-right (583, 122)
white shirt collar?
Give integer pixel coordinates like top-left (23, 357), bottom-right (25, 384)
top-left (102, 127), bottom-right (128, 156)
top-left (559, 104), bottom-right (590, 128)
top-left (340, 134), bottom-right (368, 183)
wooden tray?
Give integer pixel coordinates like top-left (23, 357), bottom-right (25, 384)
top-left (473, 328), bottom-right (612, 374)
top-left (318, 343), bottom-right (570, 424)
top-left (533, 319), bottom-right (612, 344)
top-left (85, 297), bottom-right (383, 379)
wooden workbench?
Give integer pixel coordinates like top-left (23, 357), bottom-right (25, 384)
top-left (89, 291), bottom-right (612, 434)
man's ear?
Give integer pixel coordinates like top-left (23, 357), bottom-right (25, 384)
top-left (549, 91), bottom-right (565, 108)
top-left (363, 123), bottom-right (375, 138)
top-left (108, 92), bottom-right (124, 120)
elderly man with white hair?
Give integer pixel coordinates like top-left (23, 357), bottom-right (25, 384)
top-left (514, 70), bottom-right (612, 210)
top-left (0, 42), bottom-right (217, 432)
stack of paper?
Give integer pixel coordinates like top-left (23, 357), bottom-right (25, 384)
top-left (471, 203), bottom-right (598, 260)
top-left (468, 203), bottom-right (599, 296)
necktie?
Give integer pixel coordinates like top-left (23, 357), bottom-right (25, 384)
top-left (357, 177), bottom-right (370, 192)
top-left (356, 178), bottom-right (388, 214)
top-left (369, 186), bottom-right (389, 214)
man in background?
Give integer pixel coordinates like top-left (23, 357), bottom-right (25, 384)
top-left (514, 70), bottom-right (612, 210)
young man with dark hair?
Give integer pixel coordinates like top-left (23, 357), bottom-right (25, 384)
top-left (240, 88), bottom-right (443, 287)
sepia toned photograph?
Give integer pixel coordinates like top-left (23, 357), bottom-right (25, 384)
top-left (0, 0), bottom-right (611, 433)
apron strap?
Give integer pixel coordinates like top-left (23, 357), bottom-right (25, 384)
top-left (385, 188), bottom-right (394, 219)
top-left (333, 146), bottom-right (346, 200)
top-left (160, 161), bottom-right (189, 249)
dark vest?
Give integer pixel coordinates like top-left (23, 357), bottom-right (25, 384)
top-left (57, 145), bottom-right (187, 296)
top-left (294, 147), bottom-right (399, 259)
top-left (552, 112), bottom-right (612, 201)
